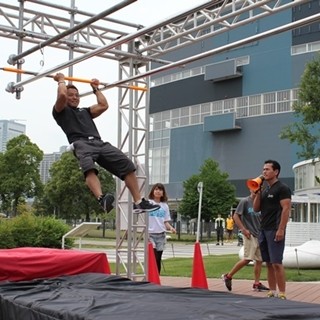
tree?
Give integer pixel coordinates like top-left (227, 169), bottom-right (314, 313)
top-left (179, 158), bottom-right (236, 222)
top-left (0, 135), bottom-right (43, 216)
top-left (40, 152), bottom-right (115, 223)
top-left (280, 54), bottom-right (320, 159)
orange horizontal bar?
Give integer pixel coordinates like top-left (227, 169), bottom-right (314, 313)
top-left (1, 67), bottom-right (148, 92)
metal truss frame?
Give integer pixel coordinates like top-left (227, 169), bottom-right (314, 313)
top-left (0, 0), bottom-right (317, 280)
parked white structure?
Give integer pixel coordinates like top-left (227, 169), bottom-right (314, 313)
top-left (286, 159), bottom-right (320, 246)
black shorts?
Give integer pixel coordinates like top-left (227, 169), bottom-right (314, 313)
top-left (258, 229), bottom-right (285, 264)
top-left (73, 139), bottom-right (136, 180)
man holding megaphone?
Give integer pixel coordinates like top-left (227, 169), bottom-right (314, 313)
top-left (253, 160), bottom-right (291, 300)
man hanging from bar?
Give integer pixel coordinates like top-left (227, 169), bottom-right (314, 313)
top-left (52, 72), bottom-right (159, 214)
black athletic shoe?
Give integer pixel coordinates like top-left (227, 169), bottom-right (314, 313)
top-left (253, 282), bottom-right (269, 291)
top-left (133, 198), bottom-right (160, 213)
top-left (99, 194), bottom-right (114, 213)
top-left (222, 274), bottom-right (232, 291)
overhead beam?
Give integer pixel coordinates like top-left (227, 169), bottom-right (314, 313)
top-left (7, 0), bottom-right (137, 65)
top-left (101, 12), bottom-right (320, 91)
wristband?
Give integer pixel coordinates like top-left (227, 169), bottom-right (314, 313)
top-left (58, 81), bottom-right (66, 85)
top-left (93, 88), bottom-right (100, 94)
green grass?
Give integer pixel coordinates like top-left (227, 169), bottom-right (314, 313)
top-left (109, 255), bottom-right (320, 282)
top-left (78, 231), bottom-right (320, 282)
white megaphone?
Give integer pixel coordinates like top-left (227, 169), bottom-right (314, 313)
top-left (246, 175), bottom-right (264, 192)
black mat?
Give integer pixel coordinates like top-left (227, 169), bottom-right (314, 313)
top-left (0, 273), bottom-right (320, 320)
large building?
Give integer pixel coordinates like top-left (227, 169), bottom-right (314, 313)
top-left (0, 120), bottom-right (26, 152)
top-left (39, 146), bottom-right (68, 184)
top-left (148, 0), bottom-right (320, 200)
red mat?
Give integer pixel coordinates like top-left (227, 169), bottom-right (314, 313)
top-left (0, 247), bottom-right (110, 282)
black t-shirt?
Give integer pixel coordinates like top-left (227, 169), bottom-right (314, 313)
top-left (260, 180), bottom-right (291, 230)
top-left (52, 106), bottom-right (101, 143)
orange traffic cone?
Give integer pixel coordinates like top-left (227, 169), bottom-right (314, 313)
top-left (191, 241), bottom-right (208, 289)
top-left (148, 242), bottom-right (161, 285)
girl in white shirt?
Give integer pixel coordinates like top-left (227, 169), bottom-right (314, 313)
top-left (148, 183), bottom-right (176, 273)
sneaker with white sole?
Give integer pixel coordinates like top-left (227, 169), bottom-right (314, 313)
top-left (277, 293), bottom-right (287, 300)
top-left (266, 291), bottom-right (275, 298)
top-left (133, 198), bottom-right (160, 213)
top-left (222, 274), bottom-right (232, 291)
top-left (253, 282), bottom-right (269, 291)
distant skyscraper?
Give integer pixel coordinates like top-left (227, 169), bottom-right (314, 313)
top-left (39, 146), bottom-right (68, 184)
top-left (0, 120), bottom-right (26, 152)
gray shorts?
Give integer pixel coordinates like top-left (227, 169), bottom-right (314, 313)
top-left (73, 139), bottom-right (136, 180)
top-left (149, 232), bottom-right (166, 251)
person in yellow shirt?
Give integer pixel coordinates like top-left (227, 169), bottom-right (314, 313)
top-left (226, 214), bottom-right (234, 242)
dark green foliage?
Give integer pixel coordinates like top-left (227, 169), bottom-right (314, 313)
top-left (280, 54), bottom-right (320, 159)
top-left (0, 214), bottom-right (73, 249)
top-left (179, 159), bottom-right (236, 221)
top-left (0, 220), bottom-right (15, 248)
top-left (0, 135), bottom-right (44, 216)
top-left (39, 152), bottom-right (115, 222)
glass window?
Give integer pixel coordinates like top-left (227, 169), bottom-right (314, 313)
top-left (181, 107), bottom-right (190, 117)
top-left (171, 118), bottom-right (180, 127)
top-left (191, 114), bottom-right (200, 124)
top-left (163, 75), bottom-right (171, 83)
top-left (277, 101), bottom-right (291, 112)
top-left (153, 122), bottom-right (162, 130)
top-left (224, 98), bottom-right (235, 112)
top-left (291, 44), bottom-right (306, 55)
top-left (162, 129), bottom-right (169, 138)
top-left (249, 94), bottom-right (261, 106)
top-left (191, 105), bottom-right (200, 115)
top-left (162, 110), bottom-right (170, 120)
top-left (201, 103), bottom-right (211, 114)
top-left (263, 104), bottom-right (276, 114)
top-left (237, 96), bottom-right (248, 107)
top-left (310, 204), bottom-right (318, 223)
top-left (212, 101), bottom-right (223, 114)
top-left (153, 113), bottom-right (162, 122)
top-left (171, 109), bottom-right (180, 118)
top-left (237, 107), bottom-right (248, 118)
top-left (180, 117), bottom-right (189, 126)
top-left (249, 105), bottom-right (261, 116)
top-left (315, 170), bottom-right (320, 187)
top-left (235, 55), bottom-right (250, 66)
top-left (309, 41), bottom-right (320, 52)
top-left (161, 138), bottom-right (169, 147)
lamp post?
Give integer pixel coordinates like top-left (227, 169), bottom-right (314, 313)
top-left (196, 182), bottom-right (203, 242)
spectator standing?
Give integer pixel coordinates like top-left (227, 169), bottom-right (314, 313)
top-left (226, 214), bottom-right (235, 242)
top-left (222, 191), bottom-right (269, 292)
top-left (148, 183), bottom-right (176, 274)
top-left (215, 214), bottom-right (225, 245)
top-left (253, 160), bottom-right (291, 300)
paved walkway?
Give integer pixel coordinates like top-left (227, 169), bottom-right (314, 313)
top-left (161, 276), bottom-right (320, 305)
top-left (75, 240), bottom-right (320, 306)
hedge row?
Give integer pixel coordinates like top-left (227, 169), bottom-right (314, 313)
top-left (0, 213), bottom-right (74, 249)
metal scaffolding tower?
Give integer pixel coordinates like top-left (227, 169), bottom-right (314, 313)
top-left (0, 0), bottom-right (317, 280)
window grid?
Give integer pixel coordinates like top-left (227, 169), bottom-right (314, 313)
top-left (151, 57), bottom-right (249, 87)
top-left (149, 88), bottom-right (298, 183)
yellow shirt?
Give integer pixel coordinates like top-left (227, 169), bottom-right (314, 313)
top-left (226, 217), bottom-right (234, 231)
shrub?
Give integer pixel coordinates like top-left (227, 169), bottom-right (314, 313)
top-left (0, 213), bottom-right (74, 249)
top-left (0, 219), bottom-right (16, 248)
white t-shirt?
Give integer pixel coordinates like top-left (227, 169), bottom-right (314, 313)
top-left (148, 200), bottom-right (171, 234)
